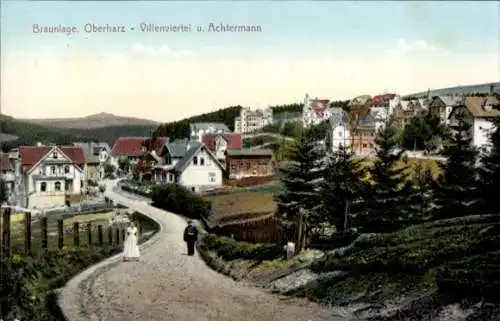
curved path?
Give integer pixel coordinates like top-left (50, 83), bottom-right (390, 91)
top-left (58, 180), bottom-right (346, 321)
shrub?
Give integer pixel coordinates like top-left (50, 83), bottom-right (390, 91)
top-left (151, 183), bottom-right (210, 219)
top-left (200, 233), bottom-right (282, 261)
top-left (0, 246), bottom-right (121, 321)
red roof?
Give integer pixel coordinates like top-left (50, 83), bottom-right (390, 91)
top-left (111, 137), bottom-right (148, 157)
top-left (371, 93), bottom-right (396, 106)
top-left (143, 137), bottom-right (167, 155)
top-left (18, 146), bottom-right (86, 171)
top-left (202, 133), bottom-right (243, 152)
top-left (0, 153), bottom-right (13, 172)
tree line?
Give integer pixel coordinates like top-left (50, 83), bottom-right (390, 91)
top-left (278, 112), bottom-right (500, 252)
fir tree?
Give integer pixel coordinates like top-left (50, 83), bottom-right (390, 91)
top-left (360, 121), bottom-right (413, 232)
top-left (409, 162), bottom-right (436, 221)
top-left (478, 116), bottom-right (500, 214)
top-left (276, 128), bottom-right (324, 251)
top-left (319, 145), bottom-right (368, 234)
top-left (435, 110), bottom-right (480, 218)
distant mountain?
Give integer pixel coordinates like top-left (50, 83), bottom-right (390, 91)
top-left (404, 82), bottom-right (500, 98)
top-left (61, 124), bottom-right (158, 146)
top-left (0, 114), bottom-right (95, 151)
top-left (19, 112), bottom-right (159, 129)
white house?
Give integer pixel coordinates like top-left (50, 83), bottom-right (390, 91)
top-left (18, 145), bottom-right (86, 208)
top-left (327, 108), bottom-right (351, 152)
top-left (234, 107), bottom-right (273, 133)
top-left (448, 95), bottom-right (500, 150)
top-left (302, 94), bottom-right (333, 128)
top-left (150, 139), bottom-right (224, 192)
top-left (370, 107), bottom-right (389, 133)
top-left (190, 123), bottom-right (231, 142)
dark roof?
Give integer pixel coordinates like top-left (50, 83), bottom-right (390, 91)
top-left (226, 148), bottom-right (273, 157)
top-left (172, 141), bottom-right (224, 173)
top-left (166, 138), bottom-right (190, 158)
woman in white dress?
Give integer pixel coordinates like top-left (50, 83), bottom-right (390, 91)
top-left (123, 222), bottom-right (140, 261)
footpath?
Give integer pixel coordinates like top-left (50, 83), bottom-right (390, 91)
top-left (57, 180), bottom-right (347, 321)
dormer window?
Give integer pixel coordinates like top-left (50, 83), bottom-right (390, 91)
top-left (52, 152), bottom-right (57, 159)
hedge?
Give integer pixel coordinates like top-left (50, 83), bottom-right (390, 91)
top-left (151, 183), bottom-right (210, 220)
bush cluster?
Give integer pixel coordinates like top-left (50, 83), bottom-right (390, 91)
top-left (0, 246), bottom-right (120, 321)
top-left (200, 233), bottom-right (282, 261)
top-left (151, 183), bottom-right (210, 220)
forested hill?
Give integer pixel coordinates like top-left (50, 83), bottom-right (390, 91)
top-left (0, 114), bottom-right (96, 152)
top-left (153, 106), bottom-right (242, 139)
top-left (271, 103), bottom-right (303, 114)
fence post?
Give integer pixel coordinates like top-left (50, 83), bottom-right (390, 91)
top-left (87, 222), bottom-right (92, 246)
top-left (98, 225), bottom-right (103, 246)
top-left (108, 226), bottom-right (113, 245)
top-left (41, 217), bottom-right (48, 249)
top-left (73, 222), bottom-right (80, 247)
top-left (115, 228), bottom-right (120, 245)
top-left (24, 212), bottom-right (32, 256)
top-left (1, 208), bottom-right (11, 258)
top-left (58, 220), bottom-right (64, 249)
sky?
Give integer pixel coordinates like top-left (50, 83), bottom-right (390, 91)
top-left (1, 1), bottom-right (499, 122)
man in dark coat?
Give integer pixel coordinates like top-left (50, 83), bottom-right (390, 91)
top-left (183, 220), bottom-right (199, 256)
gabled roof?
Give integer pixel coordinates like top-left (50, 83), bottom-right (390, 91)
top-left (310, 99), bottom-right (330, 112)
top-left (19, 146), bottom-right (86, 171)
top-left (348, 106), bottom-right (371, 128)
top-left (111, 137), bottom-right (149, 157)
top-left (0, 153), bottom-right (13, 171)
top-left (172, 141), bottom-right (224, 173)
top-left (463, 96), bottom-right (500, 118)
top-left (165, 138), bottom-right (190, 158)
top-left (371, 93), bottom-right (396, 106)
top-left (358, 112), bottom-right (375, 128)
top-left (190, 122), bottom-right (230, 133)
top-left (201, 133), bottom-right (243, 152)
top-left (437, 96), bottom-right (462, 107)
top-left (73, 142), bottom-right (110, 163)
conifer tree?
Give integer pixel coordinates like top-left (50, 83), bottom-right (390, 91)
top-left (359, 120), bottom-right (413, 232)
top-left (319, 145), bottom-right (368, 234)
top-left (478, 116), bottom-right (500, 214)
top-left (409, 162), bottom-right (436, 221)
top-left (435, 110), bottom-right (480, 218)
top-left (276, 128), bottom-right (324, 251)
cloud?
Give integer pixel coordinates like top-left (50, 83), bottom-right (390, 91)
top-left (129, 43), bottom-right (193, 59)
top-left (385, 38), bottom-right (437, 55)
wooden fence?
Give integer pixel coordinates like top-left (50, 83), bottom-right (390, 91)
top-left (0, 207), bottom-right (133, 258)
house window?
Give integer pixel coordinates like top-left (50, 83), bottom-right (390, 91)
top-left (200, 157), bottom-right (205, 166)
top-left (193, 156), bottom-right (198, 165)
top-left (209, 177), bottom-right (216, 183)
top-left (51, 166), bottom-right (56, 175)
top-left (363, 144), bottom-right (368, 148)
top-left (338, 131), bottom-right (342, 137)
top-left (64, 165), bottom-right (70, 174)
top-left (40, 182), bottom-right (47, 192)
top-left (65, 180), bottom-right (71, 191)
top-left (55, 181), bottom-right (61, 191)
top-left (52, 152), bottom-right (57, 159)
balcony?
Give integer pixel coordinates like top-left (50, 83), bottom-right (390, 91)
top-left (32, 172), bottom-right (74, 180)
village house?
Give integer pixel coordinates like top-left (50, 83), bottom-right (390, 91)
top-left (348, 94), bottom-right (372, 109)
top-left (147, 139), bottom-right (225, 192)
top-left (302, 94), bottom-right (332, 128)
top-left (429, 96), bottom-right (462, 125)
top-left (234, 107), bottom-right (273, 133)
top-left (326, 108), bottom-right (351, 152)
top-left (350, 112), bottom-right (377, 156)
top-left (110, 137), bottom-right (167, 170)
top-left (225, 149), bottom-right (274, 179)
top-left (393, 99), bottom-right (428, 131)
top-left (190, 123), bottom-right (231, 142)
top-left (18, 145), bottom-right (86, 208)
top-left (201, 132), bottom-right (243, 167)
top-left (73, 142), bottom-right (110, 184)
top-left (448, 95), bottom-right (500, 149)
top-left (371, 93), bottom-right (397, 107)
